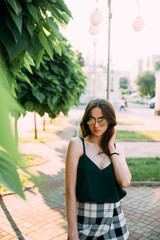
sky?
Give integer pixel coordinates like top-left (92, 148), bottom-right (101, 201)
top-left (61, 0), bottom-right (160, 71)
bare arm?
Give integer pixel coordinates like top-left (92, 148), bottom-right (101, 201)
top-left (65, 138), bottom-right (82, 240)
top-left (108, 128), bottom-right (132, 188)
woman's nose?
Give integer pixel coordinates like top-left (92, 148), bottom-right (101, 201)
top-left (95, 120), bottom-right (99, 127)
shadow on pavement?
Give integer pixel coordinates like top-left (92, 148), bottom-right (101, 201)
top-left (0, 196), bottom-right (25, 240)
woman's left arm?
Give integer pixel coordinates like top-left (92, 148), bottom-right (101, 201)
top-left (108, 128), bottom-right (132, 188)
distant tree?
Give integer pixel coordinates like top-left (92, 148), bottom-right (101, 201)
top-left (136, 71), bottom-right (155, 98)
top-left (76, 50), bottom-right (84, 67)
top-left (119, 77), bottom-right (129, 89)
top-left (16, 37), bottom-right (86, 137)
top-left (155, 61), bottom-right (160, 71)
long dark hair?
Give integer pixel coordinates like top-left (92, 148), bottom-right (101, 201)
top-left (80, 98), bottom-right (117, 156)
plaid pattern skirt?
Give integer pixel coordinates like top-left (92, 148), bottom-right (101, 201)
top-left (77, 201), bottom-right (129, 240)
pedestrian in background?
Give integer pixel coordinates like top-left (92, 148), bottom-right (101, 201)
top-left (120, 97), bottom-right (126, 111)
top-left (65, 98), bottom-right (131, 240)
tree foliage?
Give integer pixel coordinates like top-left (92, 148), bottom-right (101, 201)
top-left (76, 50), bottom-right (84, 67)
top-left (136, 71), bottom-right (155, 98)
top-left (155, 61), bottom-right (160, 71)
top-left (16, 37), bottom-right (87, 118)
top-left (0, 0), bottom-right (72, 198)
top-left (119, 77), bottom-right (129, 89)
top-left (0, 0), bottom-right (72, 90)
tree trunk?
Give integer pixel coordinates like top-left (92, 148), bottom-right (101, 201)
top-left (43, 114), bottom-right (45, 131)
top-left (34, 112), bottom-right (37, 139)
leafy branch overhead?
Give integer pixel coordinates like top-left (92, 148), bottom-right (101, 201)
top-left (16, 37), bottom-right (87, 118)
top-left (0, 0), bottom-right (72, 73)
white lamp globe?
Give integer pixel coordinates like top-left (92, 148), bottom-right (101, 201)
top-left (132, 16), bottom-right (144, 31)
top-left (89, 24), bottom-right (99, 35)
top-left (90, 9), bottom-right (103, 25)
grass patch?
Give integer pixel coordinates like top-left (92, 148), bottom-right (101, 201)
top-left (19, 137), bottom-right (55, 143)
top-left (21, 153), bottom-right (43, 166)
top-left (116, 130), bottom-right (160, 140)
top-left (29, 129), bottom-right (60, 134)
top-left (127, 157), bottom-right (160, 181)
top-left (44, 120), bottom-right (63, 125)
top-left (128, 100), bottom-right (148, 104)
top-left (117, 121), bottom-right (143, 125)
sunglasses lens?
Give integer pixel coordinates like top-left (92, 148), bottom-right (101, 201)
top-left (98, 119), bottom-right (107, 126)
top-left (87, 118), bottom-right (95, 126)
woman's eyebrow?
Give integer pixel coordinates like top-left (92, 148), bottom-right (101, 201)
top-left (90, 116), bottom-right (104, 119)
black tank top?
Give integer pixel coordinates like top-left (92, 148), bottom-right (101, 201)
top-left (76, 137), bottom-right (127, 203)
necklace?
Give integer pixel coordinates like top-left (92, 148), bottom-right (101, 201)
top-left (93, 143), bottom-right (107, 161)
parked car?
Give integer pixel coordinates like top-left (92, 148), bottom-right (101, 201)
top-left (149, 97), bottom-right (155, 108)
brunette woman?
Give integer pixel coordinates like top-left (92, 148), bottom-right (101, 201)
top-left (65, 98), bottom-right (131, 240)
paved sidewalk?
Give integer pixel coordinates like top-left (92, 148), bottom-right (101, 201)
top-left (0, 108), bottom-right (160, 240)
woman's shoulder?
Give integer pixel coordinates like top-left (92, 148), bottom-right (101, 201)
top-left (69, 137), bottom-right (83, 149)
top-left (70, 136), bottom-right (82, 144)
top-left (68, 137), bottom-right (84, 156)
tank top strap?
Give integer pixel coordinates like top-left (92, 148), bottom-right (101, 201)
top-left (79, 137), bottom-right (86, 155)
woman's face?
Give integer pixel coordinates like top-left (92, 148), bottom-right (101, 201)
top-left (87, 107), bottom-right (109, 137)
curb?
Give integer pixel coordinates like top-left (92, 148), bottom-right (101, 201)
top-left (130, 181), bottom-right (160, 186)
top-left (117, 139), bottom-right (160, 142)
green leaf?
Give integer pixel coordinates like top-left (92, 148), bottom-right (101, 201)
top-left (8, 10), bottom-right (23, 33)
top-left (50, 39), bottom-right (62, 55)
top-left (50, 64), bottom-right (59, 74)
top-left (34, 92), bottom-right (45, 103)
top-left (52, 95), bottom-right (58, 104)
top-left (7, 0), bottom-right (22, 16)
top-left (23, 52), bottom-right (35, 73)
top-left (38, 32), bottom-right (53, 60)
top-left (15, 70), bottom-right (32, 86)
top-left (5, 15), bottom-right (21, 43)
top-left (0, 150), bottom-right (25, 199)
top-left (25, 101), bottom-right (34, 111)
top-left (34, 104), bottom-right (42, 116)
top-left (65, 77), bottom-right (70, 85)
top-left (26, 3), bottom-right (38, 22)
top-left (33, 49), bottom-right (44, 70)
top-left (47, 96), bottom-right (54, 111)
top-left (55, 0), bottom-right (73, 18)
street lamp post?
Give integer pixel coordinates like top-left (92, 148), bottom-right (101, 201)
top-left (106, 0), bottom-right (111, 100)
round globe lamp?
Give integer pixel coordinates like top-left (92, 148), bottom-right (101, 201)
top-left (132, 16), bottom-right (144, 31)
top-left (90, 9), bottom-right (103, 25)
top-left (89, 24), bottom-right (99, 35)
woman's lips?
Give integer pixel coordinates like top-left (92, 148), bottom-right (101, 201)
top-left (94, 129), bottom-right (101, 132)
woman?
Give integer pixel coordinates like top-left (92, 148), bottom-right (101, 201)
top-left (65, 98), bottom-right (131, 240)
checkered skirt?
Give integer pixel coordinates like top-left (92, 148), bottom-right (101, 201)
top-left (77, 201), bottom-right (129, 240)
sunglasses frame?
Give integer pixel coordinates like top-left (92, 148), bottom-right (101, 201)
top-left (87, 117), bottom-right (107, 127)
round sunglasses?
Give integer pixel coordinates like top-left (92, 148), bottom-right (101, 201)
top-left (87, 117), bottom-right (107, 127)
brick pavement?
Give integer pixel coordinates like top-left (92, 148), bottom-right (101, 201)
top-left (0, 108), bottom-right (160, 240)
